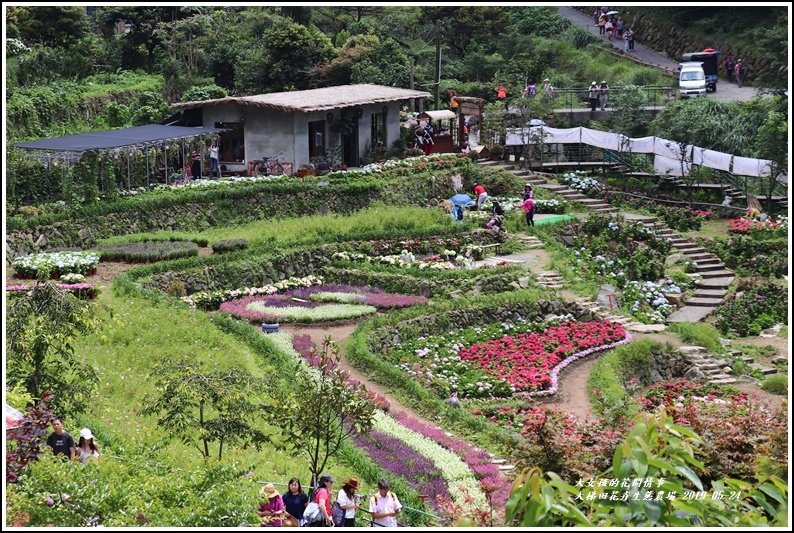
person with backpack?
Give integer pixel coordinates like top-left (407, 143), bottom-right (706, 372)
top-left (734, 59), bottom-right (745, 87)
top-left (334, 477), bottom-right (361, 527)
top-left (307, 473), bottom-right (335, 527)
top-left (369, 479), bottom-right (402, 528)
top-left (588, 81), bottom-right (599, 113)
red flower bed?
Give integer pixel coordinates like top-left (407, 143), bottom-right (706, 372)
top-left (727, 217), bottom-right (783, 234)
top-left (458, 321), bottom-right (626, 392)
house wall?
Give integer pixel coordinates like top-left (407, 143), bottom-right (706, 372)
top-left (202, 100), bottom-right (406, 171)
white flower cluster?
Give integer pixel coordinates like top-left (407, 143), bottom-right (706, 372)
top-left (13, 251), bottom-right (100, 276)
top-left (180, 275), bottom-right (323, 308)
top-left (6, 38), bottom-right (31, 55)
top-left (576, 250), bottom-right (627, 282)
top-left (561, 171), bottom-right (600, 193)
top-left (332, 252), bottom-right (457, 270)
top-left (60, 273), bottom-right (87, 284)
top-left (624, 280), bottom-right (677, 323)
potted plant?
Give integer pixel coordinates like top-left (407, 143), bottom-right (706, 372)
top-left (490, 144), bottom-right (505, 161)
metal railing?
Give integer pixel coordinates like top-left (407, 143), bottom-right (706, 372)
top-left (535, 85), bottom-right (676, 114)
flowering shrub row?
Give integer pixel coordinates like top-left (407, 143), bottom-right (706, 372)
top-left (620, 279), bottom-right (685, 324)
top-left (6, 283), bottom-right (99, 300)
top-left (459, 321), bottom-right (628, 393)
top-left (180, 275), bottom-right (324, 309)
top-left (391, 412), bottom-right (510, 510)
top-left (286, 284), bottom-right (428, 309)
top-left (332, 251), bottom-right (475, 271)
top-left (372, 411), bottom-right (487, 508)
top-left (727, 216), bottom-right (788, 235)
top-left (12, 251), bottom-right (100, 278)
top-left (222, 295), bottom-right (376, 323)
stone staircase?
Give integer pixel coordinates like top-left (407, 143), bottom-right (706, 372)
top-left (633, 219), bottom-right (735, 323)
top-left (515, 235), bottom-right (544, 249)
top-left (537, 271), bottom-right (564, 289)
top-left (479, 160), bottom-right (620, 214)
top-left (678, 345), bottom-right (737, 384)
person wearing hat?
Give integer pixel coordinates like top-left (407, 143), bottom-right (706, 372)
top-left (598, 80), bottom-right (610, 111)
top-left (543, 78), bottom-right (554, 98)
top-left (336, 477), bottom-right (361, 527)
top-left (588, 82), bottom-right (599, 113)
top-left (76, 427), bottom-right (100, 463)
top-left (311, 473), bottom-right (336, 526)
top-left (258, 483), bottom-right (286, 527)
top-left (369, 479), bottom-right (402, 528)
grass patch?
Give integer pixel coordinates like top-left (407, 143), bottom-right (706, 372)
top-left (72, 290), bottom-right (360, 484)
top-left (760, 374), bottom-right (788, 395)
top-left (778, 325), bottom-right (788, 339)
top-left (667, 322), bottom-right (723, 352)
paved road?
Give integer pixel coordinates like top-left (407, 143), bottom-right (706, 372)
top-left (556, 6), bottom-right (764, 102)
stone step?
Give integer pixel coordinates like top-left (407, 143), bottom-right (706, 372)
top-left (673, 243), bottom-right (701, 250)
top-left (694, 258), bottom-right (724, 266)
top-left (740, 355), bottom-right (755, 363)
top-left (591, 206), bottom-right (620, 212)
top-left (627, 323), bottom-right (667, 333)
top-left (686, 253), bottom-right (714, 261)
top-left (543, 185), bottom-right (569, 191)
top-left (678, 345), bottom-right (707, 354)
top-left (696, 277), bottom-right (734, 289)
top-left (578, 198), bottom-right (605, 204)
top-left (749, 363), bottom-right (777, 375)
top-left (667, 306), bottom-right (718, 323)
top-left (490, 458), bottom-right (507, 465)
top-left (685, 298), bottom-right (723, 307)
top-left (526, 179), bottom-right (548, 185)
top-left (710, 377), bottom-right (738, 384)
top-left (698, 269), bottom-right (735, 279)
top-left (697, 362), bottom-right (725, 371)
top-left (498, 464), bottom-right (516, 471)
top-left (562, 193), bottom-right (589, 200)
top-left (690, 289), bottom-right (727, 299)
top-left (695, 263), bottom-right (727, 272)
top-left (708, 374), bottom-right (736, 382)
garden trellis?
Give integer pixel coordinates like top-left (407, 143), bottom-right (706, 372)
top-left (13, 124), bottom-right (227, 193)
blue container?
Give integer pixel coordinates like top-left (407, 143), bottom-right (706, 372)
top-left (261, 323), bottom-right (280, 334)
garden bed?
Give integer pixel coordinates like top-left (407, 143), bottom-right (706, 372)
top-left (97, 240), bottom-right (199, 263)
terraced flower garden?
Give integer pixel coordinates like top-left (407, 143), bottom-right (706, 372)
top-left (5, 153), bottom-right (788, 527)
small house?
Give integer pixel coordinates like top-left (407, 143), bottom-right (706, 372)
top-left (171, 84), bottom-right (431, 173)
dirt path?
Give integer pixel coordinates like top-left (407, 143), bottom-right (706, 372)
top-left (279, 322), bottom-right (433, 425)
top-left (538, 356), bottom-right (598, 420)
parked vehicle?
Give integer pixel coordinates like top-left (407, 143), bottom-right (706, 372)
top-left (678, 62), bottom-right (707, 98)
top-left (681, 50), bottom-right (720, 92)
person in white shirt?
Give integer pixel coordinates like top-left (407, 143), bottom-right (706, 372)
top-left (209, 141), bottom-right (220, 179)
top-left (369, 479), bottom-right (402, 528)
top-left (336, 477), bottom-right (361, 526)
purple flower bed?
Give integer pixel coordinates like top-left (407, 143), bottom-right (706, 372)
top-left (351, 429), bottom-right (450, 510)
top-left (283, 285), bottom-right (427, 309)
top-left (219, 294), bottom-right (318, 321)
top-left (392, 412), bottom-right (511, 509)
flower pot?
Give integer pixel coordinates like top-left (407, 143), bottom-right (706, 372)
top-left (261, 323), bottom-right (280, 334)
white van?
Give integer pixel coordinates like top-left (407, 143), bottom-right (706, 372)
top-left (678, 62), bottom-right (707, 98)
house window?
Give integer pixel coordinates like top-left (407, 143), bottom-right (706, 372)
top-left (309, 120), bottom-right (326, 158)
top-left (371, 111), bottom-right (387, 149)
top-left (214, 122), bottom-right (244, 162)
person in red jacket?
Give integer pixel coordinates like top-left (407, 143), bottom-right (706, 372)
top-left (473, 183), bottom-right (488, 211)
top-left (495, 83), bottom-right (508, 111)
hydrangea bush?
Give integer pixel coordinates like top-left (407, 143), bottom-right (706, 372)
top-left (12, 251), bottom-right (100, 278)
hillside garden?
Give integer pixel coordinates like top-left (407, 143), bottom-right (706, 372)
top-left (4, 5), bottom-right (790, 529)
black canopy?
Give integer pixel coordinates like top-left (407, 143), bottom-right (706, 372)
top-left (14, 124), bottom-right (226, 153)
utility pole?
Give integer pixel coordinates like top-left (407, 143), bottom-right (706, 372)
top-left (410, 56), bottom-right (415, 112)
top-left (434, 21), bottom-right (441, 110)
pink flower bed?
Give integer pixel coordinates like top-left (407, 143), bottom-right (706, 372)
top-left (728, 217), bottom-right (784, 234)
top-left (392, 412), bottom-right (511, 510)
top-left (6, 283), bottom-right (98, 300)
top-left (459, 321), bottom-right (628, 393)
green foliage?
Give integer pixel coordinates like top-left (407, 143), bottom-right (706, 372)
top-left (141, 358), bottom-right (267, 460)
top-left (211, 239), bottom-right (249, 254)
top-left (181, 84), bottom-right (228, 102)
top-left (262, 336), bottom-right (376, 481)
top-left (667, 322), bottom-right (723, 353)
top-left (6, 282), bottom-right (100, 417)
top-left (714, 282), bottom-right (788, 336)
top-left (97, 240), bottom-right (199, 263)
top-left (505, 410), bottom-right (789, 526)
top-left (760, 374), bottom-right (787, 395)
top-left (7, 449), bottom-right (258, 526)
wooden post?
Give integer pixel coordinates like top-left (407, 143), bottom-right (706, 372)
top-left (434, 21), bottom-right (441, 110)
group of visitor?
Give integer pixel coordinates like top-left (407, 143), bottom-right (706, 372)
top-left (588, 80), bottom-right (610, 112)
top-left (46, 419), bottom-right (100, 463)
top-left (450, 183), bottom-right (536, 230)
top-left (180, 141), bottom-right (221, 180)
top-left (256, 474), bottom-right (402, 527)
top-left (724, 54), bottom-right (746, 87)
top-left (594, 8), bottom-right (635, 51)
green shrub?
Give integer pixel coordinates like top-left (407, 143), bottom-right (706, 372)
top-left (715, 282), bottom-right (788, 336)
top-left (212, 239), bottom-right (249, 254)
top-left (97, 241), bottom-right (199, 263)
top-left (760, 374), bottom-right (788, 395)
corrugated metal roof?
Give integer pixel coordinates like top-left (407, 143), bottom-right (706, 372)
top-left (172, 84), bottom-right (431, 113)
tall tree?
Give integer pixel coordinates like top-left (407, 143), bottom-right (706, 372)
top-left (15, 7), bottom-right (88, 48)
top-left (6, 281), bottom-right (100, 417)
top-left (263, 336), bottom-right (376, 486)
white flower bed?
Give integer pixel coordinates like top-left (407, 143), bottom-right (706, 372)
top-left (332, 251), bottom-right (457, 271)
top-left (372, 411), bottom-right (487, 508)
top-left (245, 302), bottom-right (377, 322)
top-left (561, 170), bottom-right (600, 193)
top-left (12, 251), bottom-right (100, 277)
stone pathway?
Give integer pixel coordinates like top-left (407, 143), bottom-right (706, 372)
top-left (678, 345), bottom-right (738, 384)
top-left (479, 159), bottom-right (737, 324)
